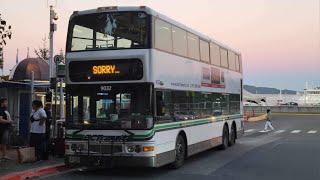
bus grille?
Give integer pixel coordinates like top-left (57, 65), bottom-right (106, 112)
top-left (89, 145), bottom-right (122, 154)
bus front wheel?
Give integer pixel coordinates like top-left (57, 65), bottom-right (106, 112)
top-left (170, 135), bottom-right (186, 169)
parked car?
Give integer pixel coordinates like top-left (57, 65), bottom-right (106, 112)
top-left (173, 111), bottom-right (195, 120)
top-left (282, 102), bottom-right (298, 106)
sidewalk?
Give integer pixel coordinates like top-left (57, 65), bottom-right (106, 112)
top-left (0, 148), bottom-right (67, 179)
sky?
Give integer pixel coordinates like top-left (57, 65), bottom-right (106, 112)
top-left (0, 0), bottom-right (319, 91)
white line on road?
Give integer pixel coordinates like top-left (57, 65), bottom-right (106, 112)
top-left (275, 130), bottom-right (286, 133)
top-left (244, 129), bottom-right (255, 133)
top-left (259, 130), bottom-right (270, 132)
top-left (291, 130), bottom-right (301, 133)
top-left (307, 130), bottom-right (317, 134)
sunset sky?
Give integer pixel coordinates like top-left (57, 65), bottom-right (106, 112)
top-left (1, 0), bottom-right (319, 91)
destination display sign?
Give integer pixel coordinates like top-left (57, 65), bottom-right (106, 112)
top-left (92, 65), bottom-right (120, 75)
top-left (69, 59), bottom-right (143, 82)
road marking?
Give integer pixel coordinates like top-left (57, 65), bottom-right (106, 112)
top-left (307, 130), bottom-right (317, 134)
top-left (244, 129), bottom-right (255, 133)
top-left (275, 130), bottom-right (285, 133)
top-left (259, 130), bottom-right (270, 132)
top-left (291, 130), bottom-right (301, 133)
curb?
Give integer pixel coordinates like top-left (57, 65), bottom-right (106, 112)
top-left (271, 113), bottom-right (320, 116)
top-left (253, 112), bottom-right (320, 116)
top-left (0, 164), bottom-right (69, 180)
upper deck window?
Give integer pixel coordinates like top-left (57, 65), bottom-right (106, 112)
top-left (210, 43), bottom-right (221, 66)
top-left (228, 50), bottom-right (236, 71)
top-left (155, 19), bottom-right (172, 52)
top-left (200, 40), bottom-right (210, 63)
top-left (187, 33), bottom-right (200, 60)
top-left (67, 11), bottom-right (149, 52)
top-left (220, 48), bottom-right (229, 68)
top-left (172, 25), bottom-right (187, 56)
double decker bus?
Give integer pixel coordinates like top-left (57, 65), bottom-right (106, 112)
top-left (64, 6), bottom-right (244, 168)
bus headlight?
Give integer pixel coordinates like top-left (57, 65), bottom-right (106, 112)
top-left (78, 144), bottom-right (85, 151)
top-left (135, 145), bottom-right (142, 153)
top-left (84, 120), bottom-right (90, 125)
top-left (71, 144), bottom-right (77, 151)
top-left (127, 146), bottom-right (135, 153)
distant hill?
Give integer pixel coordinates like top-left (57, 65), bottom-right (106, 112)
top-left (244, 85), bottom-right (296, 95)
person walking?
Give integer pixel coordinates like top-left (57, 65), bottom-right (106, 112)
top-left (0, 97), bottom-right (14, 161)
top-left (29, 100), bottom-right (47, 161)
top-left (264, 109), bottom-right (274, 131)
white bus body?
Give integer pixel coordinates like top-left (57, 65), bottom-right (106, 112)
top-left (64, 6), bottom-right (244, 168)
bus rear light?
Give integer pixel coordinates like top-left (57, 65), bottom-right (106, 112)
top-left (143, 146), bottom-right (154, 152)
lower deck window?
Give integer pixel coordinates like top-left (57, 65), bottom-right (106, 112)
top-left (155, 90), bottom-right (240, 123)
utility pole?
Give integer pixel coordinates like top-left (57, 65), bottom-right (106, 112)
top-left (49, 6), bottom-right (57, 80)
top-left (16, 49), bottom-right (19, 64)
top-left (48, 3), bottom-right (58, 138)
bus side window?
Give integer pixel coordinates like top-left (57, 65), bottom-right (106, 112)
top-left (156, 92), bottom-right (166, 116)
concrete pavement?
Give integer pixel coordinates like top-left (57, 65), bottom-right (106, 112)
top-left (0, 149), bottom-right (66, 180)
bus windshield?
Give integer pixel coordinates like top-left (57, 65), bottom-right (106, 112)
top-left (67, 11), bottom-right (149, 52)
top-left (66, 84), bottom-right (153, 130)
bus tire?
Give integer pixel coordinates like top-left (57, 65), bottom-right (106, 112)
top-left (219, 125), bottom-right (229, 150)
top-left (229, 123), bottom-right (236, 146)
top-left (170, 135), bottom-right (186, 169)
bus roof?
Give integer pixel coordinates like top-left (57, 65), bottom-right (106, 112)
top-left (71, 6), bottom-right (240, 54)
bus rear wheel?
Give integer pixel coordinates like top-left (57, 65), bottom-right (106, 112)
top-left (170, 135), bottom-right (186, 169)
top-left (219, 125), bottom-right (229, 150)
top-left (229, 124), bottom-right (236, 146)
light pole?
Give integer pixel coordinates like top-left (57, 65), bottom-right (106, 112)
top-left (49, 6), bottom-right (58, 80)
top-left (48, 5), bottom-right (58, 138)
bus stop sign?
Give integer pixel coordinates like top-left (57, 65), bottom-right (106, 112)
top-left (54, 55), bottom-right (63, 64)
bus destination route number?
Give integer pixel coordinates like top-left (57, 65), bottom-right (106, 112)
top-left (100, 86), bottom-right (112, 92)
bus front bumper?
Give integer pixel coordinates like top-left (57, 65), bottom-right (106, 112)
top-left (65, 155), bottom-right (156, 168)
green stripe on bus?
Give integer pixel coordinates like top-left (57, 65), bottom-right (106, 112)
top-left (133, 114), bottom-right (243, 139)
top-left (66, 114), bottom-right (244, 139)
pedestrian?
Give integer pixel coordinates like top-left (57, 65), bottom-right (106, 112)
top-left (43, 102), bottom-right (52, 160)
top-left (29, 100), bottom-right (47, 161)
top-left (264, 109), bottom-right (274, 131)
top-left (0, 97), bottom-right (14, 161)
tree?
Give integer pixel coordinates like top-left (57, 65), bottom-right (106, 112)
top-left (0, 14), bottom-right (13, 70)
top-left (34, 36), bottom-right (49, 61)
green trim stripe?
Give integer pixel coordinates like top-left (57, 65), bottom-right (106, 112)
top-left (66, 114), bottom-right (243, 139)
